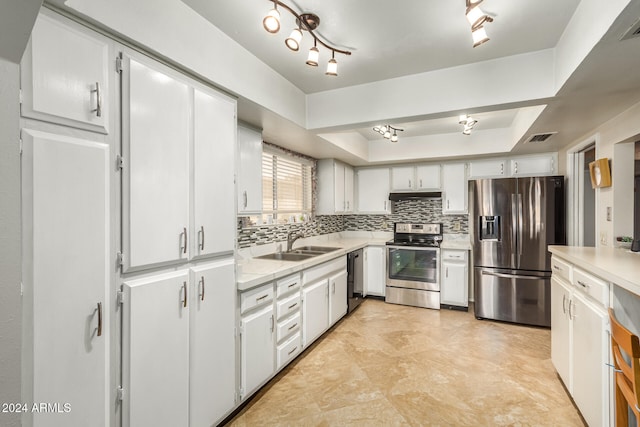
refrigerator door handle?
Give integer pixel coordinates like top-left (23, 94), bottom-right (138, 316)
top-left (517, 193), bottom-right (524, 258)
top-left (511, 194), bottom-right (518, 267)
top-left (481, 270), bottom-right (548, 281)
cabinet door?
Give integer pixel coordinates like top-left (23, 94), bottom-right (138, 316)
top-left (344, 166), bottom-right (355, 213)
top-left (22, 129), bottom-right (109, 427)
top-left (122, 271), bottom-right (190, 427)
top-left (21, 13), bottom-right (110, 133)
top-left (365, 246), bottom-right (386, 297)
top-left (442, 163), bottom-right (468, 214)
top-left (391, 166), bottom-right (415, 191)
top-left (441, 261), bottom-right (468, 307)
top-left (550, 277), bottom-right (571, 390)
top-left (468, 158), bottom-right (506, 178)
top-left (357, 168), bottom-right (390, 213)
top-left (193, 89), bottom-right (236, 258)
top-left (241, 304), bottom-right (275, 398)
top-left (237, 126), bottom-right (263, 214)
top-left (122, 54), bottom-right (190, 270)
top-left (329, 270), bottom-right (348, 325)
top-left (571, 292), bottom-right (609, 427)
top-left (416, 165), bottom-right (441, 190)
top-left (511, 154), bottom-right (557, 177)
top-left (334, 162), bottom-right (346, 212)
top-left (302, 280), bottom-right (329, 346)
top-left (190, 260), bottom-right (236, 427)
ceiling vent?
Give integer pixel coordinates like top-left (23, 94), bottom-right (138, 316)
top-left (621, 18), bottom-right (640, 41)
top-left (526, 132), bottom-right (557, 143)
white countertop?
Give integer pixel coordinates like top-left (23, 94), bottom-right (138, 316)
top-left (549, 245), bottom-right (640, 297)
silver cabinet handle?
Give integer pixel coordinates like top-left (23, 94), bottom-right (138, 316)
top-left (288, 346), bottom-right (298, 355)
top-left (408, 179), bottom-right (412, 188)
top-left (346, 201), bottom-right (350, 210)
top-left (447, 199), bottom-right (450, 209)
top-left (288, 282), bottom-right (298, 289)
top-left (198, 226), bottom-right (205, 251)
top-left (256, 294), bottom-right (269, 302)
top-left (270, 315), bottom-right (274, 332)
top-left (243, 191), bottom-right (248, 209)
top-left (384, 201), bottom-right (387, 211)
top-left (91, 82), bottom-right (102, 117)
top-left (553, 265), bottom-right (562, 271)
top-left (182, 281), bottom-right (188, 308)
top-left (199, 276), bottom-right (205, 301)
top-left (332, 282), bottom-right (336, 293)
top-left (180, 227), bottom-right (187, 254)
top-left (577, 280), bottom-right (589, 289)
top-left (420, 179), bottom-right (423, 188)
top-left (568, 300), bottom-right (574, 320)
top-left (288, 302), bottom-right (298, 309)
top-left (97, 302), bottom-right (103, 337)
top-left (446, 267), bottom-right (449, 278)
top-left (288, 323), bottom-right (298, 330)
top-left (562, 294), bottom-right (567, 314)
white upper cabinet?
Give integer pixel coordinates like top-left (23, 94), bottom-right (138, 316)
top-left (356, 168), bottom-right (391, 213)
top-left (468, 158), bottom-right (507, 179)
top-left (317, 159), bottom-right (355, 214)
top-left (21, 12), bottom-right (111, 134)
top-left (510, 153), bottom-right (558, 177)
top-left (237, 125), bottom-right (263, 214)
top-left (21, 129), bottom-right (110, 427)
top-left (391, 166), bottom-right (415, 191)
top-left (416, 164), bottom-right (441, 190)
top-left (442, 163), bottom-right (468, 214)
top-left (122, 53), bottom-right (191, 270)
top-left (193, 89), bottom-right (236, 258)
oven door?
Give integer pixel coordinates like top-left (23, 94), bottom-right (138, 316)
top-left (386, 246), bottom-right (440, 291)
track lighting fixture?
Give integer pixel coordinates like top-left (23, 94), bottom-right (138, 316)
top-left (459, 115), bottom-right (478, 135)
top-left (465, 0), bottom-right (494, 47)
top-left (373, 125), bottom-right (404, 143)
top-left (262, 0), bottom-right (352, 76)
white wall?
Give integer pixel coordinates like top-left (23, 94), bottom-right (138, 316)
top-left (0, 57), bottom-right (22, 427)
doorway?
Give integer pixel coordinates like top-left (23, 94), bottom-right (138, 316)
top-left (635, 141), bottom-right (640, 240)
top-left (581, 147), bottom-right (596, 246)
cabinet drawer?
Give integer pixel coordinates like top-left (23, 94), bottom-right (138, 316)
top-left (303, 257), bottom-right (346, 285)
top-left (573, 268), bottom-right (608, 307)
top-left (276, 332), bottom-right (301, 370)
top-left (551, 257), bottom-right (572, 283)
top-left (276, 273), bottom-right (301, 297)
top-left (276, 293), bottom-right (301, 320)
top-left (277, 311), bottom-right (301, 342)
top-left (442, 250), bottom-right (468, 262)
top-left (240, 283), bottom-right (274, 314)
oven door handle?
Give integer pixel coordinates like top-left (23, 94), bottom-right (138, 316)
top-left (387, 245), bottom-right (440, 252)
top-left (481, 271), bottom-right (547, 281)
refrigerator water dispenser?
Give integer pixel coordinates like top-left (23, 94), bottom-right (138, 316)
top-left (479, 216), bottom-right (501, 241)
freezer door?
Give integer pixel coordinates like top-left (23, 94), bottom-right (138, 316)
top-left (474, 267), bottom-right (551, 327)
top-left (471, 178), bottom-right (518, 269)
top-left (516, 177), bottom-right (565, 271)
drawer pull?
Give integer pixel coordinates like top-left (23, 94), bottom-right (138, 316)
top-left (91, 82), bottom-right (102, 117)
top-left (256, 294), bottom-right (269, 302)
top-left (288, 282), bottom-right (298, 288)
top-left (287, 346), bottom-right (298, 355)
top-left (288, 302), bottom-right (298, 309)
top-left (562, 294), bottom-right (567, 314)
top-left (553, 265), bottom-right (562, 271)
top-left (577, 280), bottom-right (589, 289)
top-left (182, 281), bottom-right (188, 308)
top-left (96, 302), bottom-right (103, 337)
top-left (288, 323), bottom-right (298, 330)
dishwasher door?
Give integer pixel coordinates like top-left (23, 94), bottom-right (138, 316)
top-left (347, 249), bottom-right (364, 313)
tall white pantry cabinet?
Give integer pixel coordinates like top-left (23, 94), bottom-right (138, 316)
top-left (20, 10), bottom-right (238, 427)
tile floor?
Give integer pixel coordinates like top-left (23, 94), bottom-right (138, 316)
top-left (226, 299), bottom-right (585, 426)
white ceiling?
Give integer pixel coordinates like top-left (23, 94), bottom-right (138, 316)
top-left (180, 0), bottom-right (640, 165)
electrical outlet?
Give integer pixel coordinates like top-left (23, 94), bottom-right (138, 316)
top-left (600, 232), bottom-right (608, 245)
top-left (453, 221), bottom-right (461, 231)
top-left (606, 207), bottom-right (612, 222)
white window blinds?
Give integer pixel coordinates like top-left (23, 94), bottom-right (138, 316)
top-left (262, 148), bottom-right (312, 222)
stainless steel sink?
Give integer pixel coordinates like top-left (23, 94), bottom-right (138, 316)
top-left (290, 246), bottom-right (342, 253)
top-left (255, 252), bottom-right (315, 261)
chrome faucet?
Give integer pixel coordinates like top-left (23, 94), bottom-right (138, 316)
top-left (286, 232), bottom-right (304, 252)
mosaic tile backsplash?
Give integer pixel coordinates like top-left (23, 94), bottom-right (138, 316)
top-left (237, 199), bottom-right (468, 248)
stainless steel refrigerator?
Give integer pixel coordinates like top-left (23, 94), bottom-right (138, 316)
top-left (471, 176), bottom-right (566, 327)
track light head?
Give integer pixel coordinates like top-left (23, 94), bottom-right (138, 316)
top-left (263, 6), bottom-right (281, 33)
top-left (285, 27), bottom-right (303, 51)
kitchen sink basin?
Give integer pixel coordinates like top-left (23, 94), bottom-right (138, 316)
top-left (255, 252), bottom-right (315, 261)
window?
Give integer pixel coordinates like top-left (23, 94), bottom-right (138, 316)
top-left (261, 147), bottom-right (313, 224)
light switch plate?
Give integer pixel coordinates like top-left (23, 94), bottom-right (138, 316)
top-left (606, 207), bottom-right (612, 221)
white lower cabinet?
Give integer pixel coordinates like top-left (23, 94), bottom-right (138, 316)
top-left (329, 270), bottom-right (348, 324)
top-left (364, 246), bottom-right (386, 297)
top-left (302, 279), bottom-right (330, 347)
top-left (21, 129), bottom-right (110, 427)
top-left (550, 257), bottom-right (610, 427)
top-left (189, 260), bottom-right (236, 427)
top-left (440, 250), bottom-right (469, 308)
top-left (122, 271), bottom-right (191, 427)
top-left (277, 332), bottom-right (302, 370)
top-left (240, 284), bottom-right (275, 399)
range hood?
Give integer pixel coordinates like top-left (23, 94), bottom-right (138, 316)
top-left (389, 192), bottom-right (442, 201)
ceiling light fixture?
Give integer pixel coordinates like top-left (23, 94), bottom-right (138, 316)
top-left (262, 0), bottom-right (352, 76)
top-left (373, 125), bottom-right (404, 143)
top-left (459, 115), bottom-right (478, 135)
top-left (466, 0), bottom-right (494, 47)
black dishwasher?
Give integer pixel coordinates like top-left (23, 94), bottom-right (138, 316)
top-left (347, 249), bottom-right (364, 313)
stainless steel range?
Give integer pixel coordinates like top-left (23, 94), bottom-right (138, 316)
top-left (385, 223), bottom-right (442, 310)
